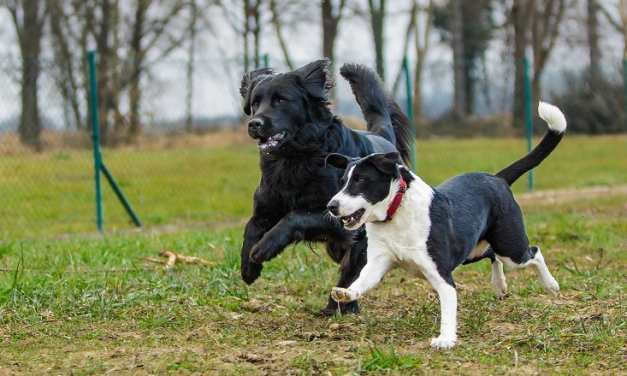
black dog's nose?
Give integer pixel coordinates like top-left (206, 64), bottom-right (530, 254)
top-left (248, 118), bottom-right (263, 132)
top-left (327, 200), bottom-right (340, 216)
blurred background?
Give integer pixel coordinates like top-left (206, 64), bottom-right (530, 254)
top-left (0, 0), bottom-right (626, 239)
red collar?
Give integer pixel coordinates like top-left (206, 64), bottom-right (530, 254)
top-left (384, 177), bottom-right (407, 221)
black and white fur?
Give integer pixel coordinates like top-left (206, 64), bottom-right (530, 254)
top-left (325, 102), bottom-right (566, 348)
top-left (239, 60), bottom-right (412, 315)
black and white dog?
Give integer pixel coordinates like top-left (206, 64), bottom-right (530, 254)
top-left (239, 60), bottom-right (412, 315)
top-left (325, 102), bottom-right (566, 348)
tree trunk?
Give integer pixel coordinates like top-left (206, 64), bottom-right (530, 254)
top-left (587, 0), bottom-right (600, 85)
top-left (368, 0), bottom-right (386, 81)
top-left (243, 0), bottom-right (251, 72)
top-left (270, 0), bottom-right (294, 69)
top-left (186, 0), bottom-right (197, 132)
top-left (321, 0), bottom-right (346, 97)
top-left (13, 0), bottom-right (45, 150)
top-left (48, 0), bottom-right (84, 130)
top-left (96, 0), bottom-right (113, 145)
top-left (253, 0), bottom-right (262, 68)
top-left (451, 0), bottom-right (466, 117)
top-left (321, 0), bottom-right (338, 62)
top-left (128, 0), bottom-right (147, 143)
top-left (368, 0), bottom-right (385, 81)
top-left (391, 0), bottom-right (417, 96)
top-left (20, 53), bottom-right (41, 150)
top-left (512, 0), bottom-right (534, 129)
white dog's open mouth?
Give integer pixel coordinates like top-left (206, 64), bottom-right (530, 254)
top-left (258, 132), bottom-right (286, 151)
top-left (340, 208), bottom-right (365, 228)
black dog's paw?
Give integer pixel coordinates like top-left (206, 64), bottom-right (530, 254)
top-left (318, 299), bottom-right (360, 317)
top-left (249, 238), bottom-right (278, 264)
top-left (241, 261), bottom-right (263, 285)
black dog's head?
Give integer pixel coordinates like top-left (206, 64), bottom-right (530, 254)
top-left (240, 59), bottom-right (335, 156)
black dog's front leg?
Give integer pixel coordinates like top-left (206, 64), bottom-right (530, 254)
top-left (249, 211), bottom-right (340, 264)
top-left (241, 216), bottom-right (276, 284)
top-left (320, 228), bottom-right (368, 316)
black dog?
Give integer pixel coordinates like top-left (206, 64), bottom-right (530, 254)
top-left (239, 59), bottom-right (412, 315)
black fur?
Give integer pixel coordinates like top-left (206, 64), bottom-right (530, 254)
top-left (496, 130), bottom-right (564, 185)
top-left (239, 60), bottom-right (412, 315)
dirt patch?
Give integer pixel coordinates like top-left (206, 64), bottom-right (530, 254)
top-left (516, 185), bottom-right (627, 206)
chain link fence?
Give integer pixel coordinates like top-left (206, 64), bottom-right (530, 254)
top-left (1, 52), bottom-right (625, 240)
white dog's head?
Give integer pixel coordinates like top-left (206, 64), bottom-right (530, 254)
top-left (326, 152), bottom-right (408, 230)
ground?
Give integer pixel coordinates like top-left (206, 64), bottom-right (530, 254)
top-left (0, 135), bottom-right (625, 374)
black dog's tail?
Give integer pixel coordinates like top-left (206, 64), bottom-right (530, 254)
top-left (340, 64), bottom-right (413, 165)
top-left (496, 102), bottom-right (567, 185)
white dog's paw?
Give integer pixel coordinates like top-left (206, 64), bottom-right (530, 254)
top-left (543, 277), bottom-right (560, 297)
top-left (331, 287), bottom-right (359, 303)
top-left (430, 336), bottom-right (457, 350)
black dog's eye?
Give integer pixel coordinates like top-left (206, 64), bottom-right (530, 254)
top-left (272, 96), bottom-right (287, 106)
top-left (354, 176), bottom-right (367, 183)
top-left (251, 100), bottom-right (260, 113)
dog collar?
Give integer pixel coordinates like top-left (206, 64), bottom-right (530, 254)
top-left (384, 177), bottom-right (407, 222)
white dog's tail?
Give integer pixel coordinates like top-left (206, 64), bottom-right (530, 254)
top-left (496, 101), bottom-right (567, 185)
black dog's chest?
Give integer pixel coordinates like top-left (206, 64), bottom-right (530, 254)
top-left (260, 159), bottom-right (339, 213)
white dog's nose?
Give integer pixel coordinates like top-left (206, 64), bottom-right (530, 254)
top-left (327, 200), bottom-right (340, 216)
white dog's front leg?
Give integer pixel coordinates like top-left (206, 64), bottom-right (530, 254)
top-left (422, 269), bottom-right (458, 349)
top-left (331, 249), bottom-right (393, 303)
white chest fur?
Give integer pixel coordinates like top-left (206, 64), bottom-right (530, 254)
top-left (366, 175), bottom-right (436, 275)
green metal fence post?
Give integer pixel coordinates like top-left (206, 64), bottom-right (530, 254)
top-left (523, 57), bottom-right (534, 192)
top-left (87, 50), bottom-right (142, 231)
top-left (262, 53), bottom-right (269, 68)
top-left (87, 51), bottom-right (104, 232)
top-left (402, 56), bottom-right (417, 172)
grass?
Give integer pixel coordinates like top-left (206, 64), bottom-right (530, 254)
top-left (0, 135), bottom-right (625, 374)
top-left (1, 134), bottom-right (626, 239)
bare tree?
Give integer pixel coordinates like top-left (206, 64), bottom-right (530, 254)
top-left (367, 0), bottom-right (386, 81)
top-left (125, 0), bottom-right (188, 141)
top-left (511, 0), bottom-right (536, 128)
top-left (412, 0), bottom-right (434, 121)
top-left (391, 1), bottom-right (418, 96)
top-left (451, 0), bottom-right (466, 117)
top-left (587, 0), bottom-right (600, 85)
top-left (598, 0), bottom-right (627, 59)
top-left (6, 0), bottom-right (47, 149)
top-left (241, 0), bottom-right (264, 70)
top-left (186, 0), bottom-right (198, 132)
top-left (321, 0), bottom-right (346, 63)
top-left (269, 0), bottom-right (294, 69)
top-left (530, 0), bottom-right (566, 108)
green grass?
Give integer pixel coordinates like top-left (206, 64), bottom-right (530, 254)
top-left (0, 192), bottom-right (625, 373)
top-left (1, 135), bottom-right (626, 239)
top-left (0, 136), bottom-right (625, 373)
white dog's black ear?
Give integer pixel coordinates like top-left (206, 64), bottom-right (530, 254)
top-left (325, 153), bottom-right (350, 169)
top-left (293, 59), bottom-right (334, 101)
top-left (240, 67), bottom-right (274, 115)
top-left (369, 153), bottom-right (400, 176)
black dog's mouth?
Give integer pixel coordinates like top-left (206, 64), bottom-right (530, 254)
top-left (258, 132), bottom-right (286, 152)
top-left (340, 208), bottom-right (365, 228)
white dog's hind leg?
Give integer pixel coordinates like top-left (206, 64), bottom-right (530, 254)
top-left (491, 258), bottom-right (508, 298)
top-left (331, 250), bottom-right (394, 303)
top-left (498, 247), bottom-right (559, 296)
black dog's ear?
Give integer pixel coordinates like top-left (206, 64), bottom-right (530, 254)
top-left (240, 67), bottom-right (274, 115)
top-left (368, 152), bottom-right (400, 176)
top-left (292, 59), bottom-right (334, 101)
top-left (325, 153), bottom-right (350, 169)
